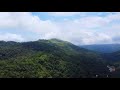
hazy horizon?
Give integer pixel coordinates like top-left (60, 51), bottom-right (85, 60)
top-left (0, 12), bottom-right (120, 45)
top-left (0, 38), bottom-right (120, 46)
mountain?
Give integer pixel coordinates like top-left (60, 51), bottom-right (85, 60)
top-left (102, 50), bottom-right (120, 62)
top-left (80, 44), bottom-right (120, 53)
top-left (0, 39), bottom-right (110, 78)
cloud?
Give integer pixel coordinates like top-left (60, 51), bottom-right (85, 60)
top-left (0, 12), bottom-right (59, 34)
top-left (0, 33), bottom-right (25, 42)
top-left (106, 12), bottom-right (120, 21)
top-left (0, 12), bottom-right (120, 45)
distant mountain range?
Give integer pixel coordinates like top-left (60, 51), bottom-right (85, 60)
top-left (80, 44), bottom-right (120, 53)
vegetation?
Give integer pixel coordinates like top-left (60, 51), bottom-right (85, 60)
top-left (0, 39), bottom-right (114, 78)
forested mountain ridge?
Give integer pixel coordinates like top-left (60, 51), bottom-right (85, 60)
top-left (0, 39), bottom-right (111, 78)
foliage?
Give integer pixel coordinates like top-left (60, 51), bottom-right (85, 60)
top-left (0, 39), bottom-right (110, 78)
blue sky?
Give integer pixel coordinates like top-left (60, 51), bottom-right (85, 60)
top-left (0, 12), bottom-right (120, 45)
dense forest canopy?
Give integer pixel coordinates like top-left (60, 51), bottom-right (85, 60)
top-left (0, 39), bottom-right (120, 78)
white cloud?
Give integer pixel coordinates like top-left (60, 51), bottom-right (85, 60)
top-left (0, 12), bottom-right (120, 45)
top-left (106, 13), bottom-right (120, 21)
top-left (0, 12), bottom-right (59, 33)
top-left (0, 33), bottom-right (25, 42)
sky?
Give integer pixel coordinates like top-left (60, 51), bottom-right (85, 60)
top-left (0, 12), bottom-right (120, 45)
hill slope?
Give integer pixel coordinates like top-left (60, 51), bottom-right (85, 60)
top-left (0, 39), bottom-right (110, 78)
